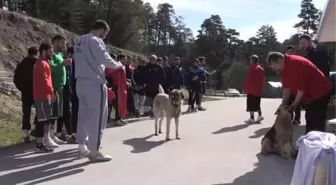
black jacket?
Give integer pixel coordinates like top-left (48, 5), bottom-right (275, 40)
top-left (13, 56), bottom-right (37, 95)
top-left (305, 46), bottom-right (330, 77)
top-left (145, 63), bottom-right (166, 88)
top-left (133, 65), bottom-right (147, 86)
top-left (166, 65), bottom-right (184, 90)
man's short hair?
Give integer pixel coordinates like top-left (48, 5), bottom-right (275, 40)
top-left (127, 55), bottom-right (133, 59)
top-left (39, 43), bottom-right (52, 54)
top-left (52, 35), bottom-right (66, 43)
top-left (157, 57), bottom-right (163, 62)
top-left (194, 58), bottom-right (200, 63)
top-left (67, 47), bottom-right (74, 55)
top-left (286, 45), bottom-right (295, 50)
top-left (117, 53), bottom-right (126, 61)
top-left (250, 54), bottom-right (259, 63)
top-left (198, 56), bottom-right (206, 61)
top-left (163, 56), bottom-right (168, 60)
top-left (91, 20), bottom-right (110, 32)
top-left (149, 55), bottom-right (157, 60)
top-left (174, 56), bottom-right (180, 60)
top-left (266, 52), bottom-right (284, 65)
top-left (110, 53), bottom-right (117, 60)
top-left (299, 34), bottom-right (312, 41)
top-left (28, 46), bottom-right (38, 56)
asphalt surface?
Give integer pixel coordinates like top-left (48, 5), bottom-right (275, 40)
top-left (0, 98), bottom-right (305, 185)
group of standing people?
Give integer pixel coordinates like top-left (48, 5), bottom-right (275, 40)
top-left (14, 20), bottom-right (215, 162)
top-left (242, 34), bottom-right (332, 137)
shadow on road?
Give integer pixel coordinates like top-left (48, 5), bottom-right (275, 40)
top-left (0, 148), bottom-right (88, 184)
top-left (249, 127), bottom-right (272, 139)
top-left (212, 123), bottom-right (251, 134)
top-left (212, 153), bottom-right (295, 185)
top-left (123, 134), bottom-right (166, 153)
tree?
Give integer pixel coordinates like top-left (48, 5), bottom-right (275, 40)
top-left (294, 0), bottom-right (321, 35)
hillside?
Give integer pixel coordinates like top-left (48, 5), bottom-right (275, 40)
top-left (0, 10), bottom-right (147, 147)
top-left (0, 9), bottom-right (146, 96)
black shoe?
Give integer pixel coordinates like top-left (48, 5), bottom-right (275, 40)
top-left (35, 143), bottom-right (54, 153)
top-left (24, 137), bottom-right (31, 144)
top-left (198, 106), bottom-right (206, 111)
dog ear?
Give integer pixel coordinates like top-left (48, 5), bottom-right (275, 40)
top-left (180, 92), bottom-right (184, 99)
top-left (274, 108), bottom-right (280, 115)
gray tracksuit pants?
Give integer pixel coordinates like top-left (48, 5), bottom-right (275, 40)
top-left (76, 79), bottom-right (108, 154)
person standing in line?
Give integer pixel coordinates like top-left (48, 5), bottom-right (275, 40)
top-left (267, 52), bottom-right (332, 134)
top-left (285, 45), bottom-right (302, 125)
top-left (242, 55), bottom-right (265, 124)
top-left (56, 46), bottom-right (76, 143)
top-left (166, 56), bottom-right (184, 92)
top-left (162, 56), bottom-right (171, 93)
top-left (49, 35), bottom-right (72, 147)
top-left (198, 56), bottom-right (216, 111)
top-left (106, 53), bottom-right (117, 121)
top-left (33, 43), bottom-right (56, 152)
top-left (299, 34), bottom-right (330, 77)
top-left (126, 55), bottom-right (136, 116)
top-left (132, 59), bottom-right (148, 117)
top-left (74, 20), bottom-right (124, 162)
top-left (186, 59), bottom-right (206, 112)
top-left (143, 55), bottom-right (166, 117)
top-left (162, 56), bottom-right (170, 68)
top-left (13, 47), bottom-right (39, 143)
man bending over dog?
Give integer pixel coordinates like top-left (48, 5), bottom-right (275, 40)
top-left (267, 52), bottom-right (332, 134)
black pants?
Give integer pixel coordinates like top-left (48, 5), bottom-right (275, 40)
top-left (57, 86), bottom-right (72, 134)
top-left (21, 92), bottom-right (37, 130)
top-left (246, 94), bottom-right (261, 112)
top-left (127, 88), bottom-right (135, 114)
top-left (287, 94), bottom-right (301, 121)
top-left (305, 92), bottom-right (331, 134)
top-left (71, 89), bottom-right (78, 133)
top-left (188, 89), bottom-right (201, 108)
top-left (35, 120), bottom-right (48, 138)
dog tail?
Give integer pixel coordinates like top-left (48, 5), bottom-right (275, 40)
top-left (158, 85), bottom-right (165, 94)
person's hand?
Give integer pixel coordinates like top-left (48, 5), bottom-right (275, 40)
top-left (63, 58), bottom-right (72, 66)
top-left (51, 93), bottom-right (56, 102)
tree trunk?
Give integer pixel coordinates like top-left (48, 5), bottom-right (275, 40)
top-left (106, 0), bottom-right (113, 42)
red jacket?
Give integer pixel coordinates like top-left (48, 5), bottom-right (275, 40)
top-left (243, 63), bottom-right (265, 97)
top-left (33, 57), bottom-right (54, 100)
top-left (281, 54), bottom-right (332, 104)
top-left (105, 67), bottom-right (127, 118)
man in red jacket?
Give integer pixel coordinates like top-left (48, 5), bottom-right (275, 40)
top-left (33, 43), bottom-right (56, 152)
top-left (267, 52), bottom-right (332, 133)
top-left (243, 55), bottom-right (265, 124)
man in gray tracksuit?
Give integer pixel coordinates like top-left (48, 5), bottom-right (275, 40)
top-left (74, 20), bottom-right (123, 162)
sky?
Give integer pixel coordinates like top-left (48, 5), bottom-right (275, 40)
top-left (145, 0), bottom-right (328, 42)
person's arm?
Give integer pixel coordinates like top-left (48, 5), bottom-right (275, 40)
top-left (49, 55), bottom-right (64, 73)
top-left (180, 68), bottom-right (184, 87)
top-left (202, 68), bottom-right (216, 75)
top-left (292, 90), bottom-right (305, 107)
top-left (89, 37), bottom-right (123, 69)
top-left (41, 62), bottom-right (54, 95)
top-left (158, 65), bottom-right (166, 85)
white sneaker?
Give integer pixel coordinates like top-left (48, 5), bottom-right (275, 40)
top-left (79, 144), bottom-right (90, 158)
top-left (44, 137), bottom-right (59, 148)
top-left (244, 118), bottom-right (255, 124)
top-left (256, 116), bottom-right (264, 123)
top-left (51, 135), bottom-right (66, 144)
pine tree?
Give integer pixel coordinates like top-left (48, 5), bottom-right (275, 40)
top-left (294, 0), bottom-right (321, 35)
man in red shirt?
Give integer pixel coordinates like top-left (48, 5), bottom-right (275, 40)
top-left (267, 52), bottom-right (332, 133)
top-left (243, 55), bottom-right (265, 124)
top-left (33, 43), bottom-right (56, 152)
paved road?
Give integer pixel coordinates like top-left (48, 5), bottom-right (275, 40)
top-left (0, 98), bottom-right (305, 185)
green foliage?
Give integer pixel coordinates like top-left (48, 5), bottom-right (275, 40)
top-left (294, 0), bottom-right (321, 35)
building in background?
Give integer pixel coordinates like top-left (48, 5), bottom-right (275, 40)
top-left (317, 0), bottom-right (335, 42)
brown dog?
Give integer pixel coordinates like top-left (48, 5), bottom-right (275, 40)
top-left (261, 106), bottom-right (295, 158)
top-left (152, 85), bottom-right (184, 141)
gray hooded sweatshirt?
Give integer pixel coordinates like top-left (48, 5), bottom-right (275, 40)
top-left (74, 33), bottom-right (123, 84)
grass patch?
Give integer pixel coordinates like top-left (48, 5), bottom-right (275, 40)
top-left (0, 94), bottom-right (23, 148)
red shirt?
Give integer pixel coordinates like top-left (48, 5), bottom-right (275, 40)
top-left (281, 54), bottom-right (332, 104)
top-left (243, 63), bottom-right (265, 97)
top-left (33, 57), bottom-right (54, 100)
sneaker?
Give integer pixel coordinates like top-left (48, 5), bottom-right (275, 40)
top-left (52, 135), bottom-right (66, 144)
top-left (35, 143), bottom-right (54, 153)
top-left (256, 116), bottom-right (264, 123)
top-left (67, 135), bottom-right (77, 144)
top-left (24, 136), bottom-right (31, 144)
top-left (88, 151), bottom-right (112, 163)
top-left (79, 144), bottom-right (90, 158)
top-left (193, 108), bottom-right (198, 112)
top-left (115, 120), bottom-right (125, 126)
top-left (186, 107), bottom-right (193, 113)
top-left (120, 119), bottom-right (128, 125)
top-left (57, 133), bottom-right (69, 141)
top-left (44, 137), bottom-right (59, 148)
top-left (198, 106), bottom-right (206, 111)
top-left (244, 118), bottom-right (255, 124)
